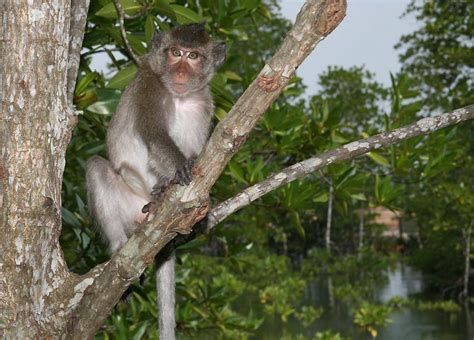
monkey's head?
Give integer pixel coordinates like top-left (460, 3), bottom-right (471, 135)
top-left (148, 24), bottom-right (226, 96)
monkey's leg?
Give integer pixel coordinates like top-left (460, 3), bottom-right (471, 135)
top-left (86, 156), bottom-right (148, 253)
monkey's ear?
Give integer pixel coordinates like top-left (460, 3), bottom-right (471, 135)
top-left (152, 30), bottom-right (165, 50)
top-left (213, 42), bottom-right (226, 67)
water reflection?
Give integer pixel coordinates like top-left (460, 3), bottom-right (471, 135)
top-left (378, 263), bottom-right (424, 303)
top-left (255, 262), bottom-right (472, 339)
top-left (377, 263), bottom-right (469, 339)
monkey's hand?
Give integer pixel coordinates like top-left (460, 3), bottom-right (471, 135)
top-left (148, 157), bottom-right (196, 206)
top-left (174, 157), bottom-right (196, 186)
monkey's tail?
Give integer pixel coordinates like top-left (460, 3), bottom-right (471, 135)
top-left (156, 251), bottom-right (176, 340)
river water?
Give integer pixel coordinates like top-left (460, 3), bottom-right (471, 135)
top-left (376, 264), bottom-right (470, 339)
top-left (256, 263), bottom-right (472, 339)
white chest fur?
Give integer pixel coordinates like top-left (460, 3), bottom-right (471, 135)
top-left (169, 97), bottom-right (209, 159)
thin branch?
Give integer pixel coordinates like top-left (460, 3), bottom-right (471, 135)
top-left (325, 178), bottom-right (334, 252)
top-left (112, 0), bottom-right (141, 65)
top-left (123, 9), bottom-right (147, 20)
top-left (67, 0), bottom-right (91, 106)
top-left (82, 48), bottom-right (122, 57)
top-left (104, 47), bottom-right (123, 70)
top-left (207, 104), bottom-right (474, 228)
top-left (69, 1), bottom-right (347, 337)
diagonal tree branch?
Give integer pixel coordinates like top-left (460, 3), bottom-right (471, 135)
top-left (112, 0), bottom-right (142, 65)
top-left (194, 0), bottom-right (347, 194)
top-left (207, 104), bottom-right (474, 228)
top-left (68, 0), bottom-right (347, 337)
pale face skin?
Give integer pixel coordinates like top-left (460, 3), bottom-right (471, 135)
top-left (166, 45), bottom-right (208, 94)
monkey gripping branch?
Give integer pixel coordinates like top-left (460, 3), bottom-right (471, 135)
top-left (67, 1), bottom-right (348, 336)
top-left (1, 0), bottom-right (473, 338)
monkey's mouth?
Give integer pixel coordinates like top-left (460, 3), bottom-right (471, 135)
top-left (172, 82), bottom-right (188, 94)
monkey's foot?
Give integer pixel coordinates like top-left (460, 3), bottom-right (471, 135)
top-left (175, 157), bottom-right (196, 186)
top-left (150, 179), bottom-right (174, 201)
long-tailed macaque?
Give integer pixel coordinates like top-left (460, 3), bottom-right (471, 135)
top-left (86, 23), bottom-right (226, 340)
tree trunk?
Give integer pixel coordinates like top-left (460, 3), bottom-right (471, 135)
top-left (461, 225), bottom-right (472, 300)
top-left (327, 275), bottom-right (335, 308)
top-left (415, 227), bottom-right (423, 249)
top-left (358, 210), bottom-right (365, 258)
top-left (325, 179), bottom-right (334, 253)
top-left (0, 0), bottom-right (89, 337)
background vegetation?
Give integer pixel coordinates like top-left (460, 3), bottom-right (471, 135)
top-left (61, 0), bottom-right (474, 338)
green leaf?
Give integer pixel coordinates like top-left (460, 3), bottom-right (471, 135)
top-left (350, 193), bottom-right (366, 201)
top-left (321, 100), bottom-right (329, 123)
top-left (375, 175), bottom-right (402, 205)
top-left (367, 152), bottom-right (390, 167)
top-left (131, 322), bottom-right (148, 340)
top-left (86, 89), bottom-right (122, 115)
top-left (290, 210), bottom-right (305, 240)
top-left (107, 64), bottom-right (137, 89)
top-left (214, 107), bottom-right (228, 120)
top-left (75, 72), bottom-right (98, 96)
top-left (224, 70), bottom-right (243, 81)
top-left (257, 5), bottom-right (272, 20)
top-left (397, 73), bottom-right (411, 96)
top-left (249, 157), bottom-right (265, 183)
top-left (314, 192), bottom-right (328, 203)
top-left (332, 132), bottom-right (348, 144)
top-left (144, 15), bottom-right (156, 47)
top-left (335, 166), bottom-right (356, 190)
top-left (155, 18), bottom-right (171, 32)
top-left (170, 4), bottom-right (204, 24)
top-left (127, 34), bottom-right (147, 55)
top-left (227, 161), bottom-right (247, 184)
top-left (95, 0), bottom-right (143, 19)
top-left (75, 194), bottom-right (87, 219)
top-left (61, 207), bottom-right (81, 228)
top-left (154, 0), bottom-right (176, 21)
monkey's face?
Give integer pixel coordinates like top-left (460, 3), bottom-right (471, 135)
top-left (148, 24), bottom-right (226, 96)
top-left (165, 45), bottom-right (208, 95)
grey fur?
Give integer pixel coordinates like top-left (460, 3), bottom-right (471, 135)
top-left (86, 25), bottom-right (226, 340)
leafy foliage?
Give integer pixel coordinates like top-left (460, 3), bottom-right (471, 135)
top-left (396, 0), bottom-right (474, 110)
top-left (61, 0), bottom-right (474, 337)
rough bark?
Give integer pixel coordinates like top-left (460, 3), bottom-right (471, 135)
top-left (1, 0), bottom-right (77, 337)
top-left (0, 0), bottom-right (90, 337)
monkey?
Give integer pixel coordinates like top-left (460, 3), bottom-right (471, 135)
top-left (86, 23), bottom-right (226, 340)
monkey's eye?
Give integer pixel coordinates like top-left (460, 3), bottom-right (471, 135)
top-left (187, 52), bottom-right (199, 60)
top-left (170, 47), bottom-right (181, 57)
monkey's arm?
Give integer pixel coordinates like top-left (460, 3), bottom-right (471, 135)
top-left (144, 128), bottom-right (196, 197)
